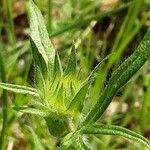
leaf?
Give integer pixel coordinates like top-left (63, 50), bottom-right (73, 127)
top-left (16, 107), bottom-right (49, 117)
top-left (28, 100), bottom-right (48, 110)
top-left (64, 44), bottom-right (77, 77)
top-left (30, 38), bottom-right (48, 78)
top-left (54, 52), bottom-right (63, 77)
top-left (54, 84), bottom-right (65, 110)
top-left (28, 127), bottom-right (45, 150)
top-left (34, 65), bottom-right (46, 97)
top-left (85, 54), bottom-right (114, 82)
top-left (67, 81), bottom-right (91, 113)
top-left (0, 82), bottom-right (39, 97)
top-left (28, 0), bottom-right (55, 77)
top-left (14, 105), bottom-right (65, 119)
top-left (60, 132), bottom-right (85, 150)
top-left (81, 124), bottom-right (150, 149)
top-left (81, 30), bottom-right (150, 126)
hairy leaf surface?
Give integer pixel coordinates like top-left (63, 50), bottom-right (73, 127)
top-left (29, 0), bottom-right (55, 79)
top-left (0, 82), bottom-right (39, 97)
top-left (81, 124), bottom-right (150, 149)
top-left (82, 30), bottom-right (150, 125)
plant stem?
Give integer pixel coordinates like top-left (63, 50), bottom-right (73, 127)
top-left (0, 55), bottom-right (8, 150)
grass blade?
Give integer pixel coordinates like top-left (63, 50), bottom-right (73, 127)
top-left (81, 124), bottom-right (150, 149)
top-left (140, 77), bottom-right (150, 134)
top-left (49, 2), bottom-right (131, 38)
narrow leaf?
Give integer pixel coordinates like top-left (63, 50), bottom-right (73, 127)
top-left (0, 82), bottom-right (39, 97)
top-left (30, 38), bottom-right (48, 78)
top-left (28, 100), bottom-right (48, 110)
top-left (29, 0), bottom-right (55, 76)
top-left (14, 106), bottom-right (65, 119)
top-left (54, 84), bottom-right (65, 110)
top-left (34, 65), bottom-right (46, 97)
top-left (81, 124), bottom-right (150, 149)
top-left (68, 82), bottom-right (90, 113)
top-left (64, 44), bottom-right (77, 76)
top-left (82, 30), bottom-right (150, 126)
top-left (18, 107), bottom-right (49, 117)
top-left (54, 52), bottom-right (63, 77)
top-left (85, 54), bottom-right (113, 82)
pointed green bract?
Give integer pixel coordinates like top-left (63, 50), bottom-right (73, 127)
top-left (30, 38), bottom-right (48, 78)
top-left (29, 0), bottom-right (55, 77)
top-left (68, 82), bottom-right (90, 113)
top-left (64, 44), bottom-right (77, 77)
top-left (85, 54), bottom-right (113, 82)
top-left (54, 52), bottom-right (63, 77)
top-left (34, 65), bottom-right (46, 97)
top-left (54, 84), bottom-right (65, 110)
top-left (81, 124), bottom-right (150, 149)
top-left (0, 82), bottom-right (39, 97)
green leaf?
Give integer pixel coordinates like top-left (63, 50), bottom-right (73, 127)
top-left (81, 30), bottom-right (150, 126)
top-left (15, 107), bottom-right (49, 117)
top-left (54, 52), bottom-right (63, 77)
top-left (54, 84), bottom-right (65, 110)
top-left (28, 127), bottom-right (45, 150)
top-left (64, 44), bottom-right (77, 77)
top-left (28, 100), bottom-right (48, 110)
top-left (67, 81), bottom-right (90, 113)
top-left (0, 82), bottom-right (39, 97)
top-left (30, 38), bottom-right (48, 78)
top-left (85, 54), bottom-right (114, 82)
top-left (28, 0), bottom-right (55, 77)
top-left (60, 132), bottom-right (85, 150)
top-left (34, 65), bottom-right (46, 97)
top-left (81, 124), bottom-right (150, 149)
